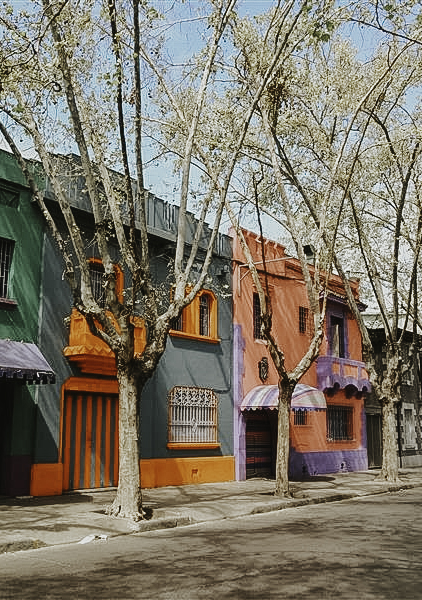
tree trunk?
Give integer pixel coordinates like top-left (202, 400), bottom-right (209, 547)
top-left (274, 382), bottom-right (293, 498)
top-left (378, 396), bottom-right (400, 482)
top-left (108, 366), bottom-right (143, 520)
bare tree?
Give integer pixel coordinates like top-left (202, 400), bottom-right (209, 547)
top-left (0, 0), bottom-right (243, 519)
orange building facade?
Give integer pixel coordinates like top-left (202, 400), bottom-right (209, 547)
top-left (232, 230), bottom-right (370, 480)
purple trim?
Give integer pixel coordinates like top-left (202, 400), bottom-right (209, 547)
top-left (233, 324), bottom-right (246, 480)
top-left (317, 356), bottom-right (371, 393)
top-left (289, 448), bottom-right (368, 479)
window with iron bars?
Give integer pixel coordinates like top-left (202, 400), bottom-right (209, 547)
top-left (168, 386), bottom-right (218, 444)
top-left (327, 405), bottom-right (354, 441)
top-left (199, 294), bottom-right (210, 336)
top-left (299, 306), bottom-right (308, 334)
top-left (0, 237), bottom-right (14, 299)
top-left (294, 409), bottom-right (309, 426)
top-left (89, 262), bottom-right (106, 307)
top-left (253, 293), bottom-right (264, 339)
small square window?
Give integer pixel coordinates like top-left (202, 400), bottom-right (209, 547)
top-left (327, 405), bottom-right (353, 441)
top-left (294, 409), bottom-right (308, 426)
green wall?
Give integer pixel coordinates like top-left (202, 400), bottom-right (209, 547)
top-left (0, 149), bottom-right (45, 343)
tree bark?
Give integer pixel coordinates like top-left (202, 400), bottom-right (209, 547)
top-left (275, 381), bottom-right (295, 498)
top-left (379, 395), bottom-right (400, 482)
top-left (108, 367), bottom-right (143, 520)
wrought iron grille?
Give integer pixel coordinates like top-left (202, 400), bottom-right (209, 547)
top-left (253, 293), bottom-right (263, 339)
top-left (294, 409), bottom-right (308, 426)
top-left (327, 405), bottom-right (353, 441)
top-left (168, 386), bottom-right (218, 444)
top-left (89, 262), bottom-right (106, 307)
top-left (0, 237), bottom-right (14, 299)
top-left (199, 294), bottom-right (210, 336)
top-left (299, 306), bottom-right (308, 334)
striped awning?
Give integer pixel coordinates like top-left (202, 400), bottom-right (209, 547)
top-left (241, 383), bottom-right (326, 411)
top-left (0, 339), bottom-right (55, 384)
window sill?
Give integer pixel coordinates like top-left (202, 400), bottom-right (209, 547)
top-left (167, 442), bottom-right (221, 450)
top-left (0, 298), bottom-right (17, 309)
top-left (169, 330), bottom-right (220, 344)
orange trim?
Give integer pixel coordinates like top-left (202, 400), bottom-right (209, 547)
top-left (167, 442), bottom-right (221, 450)
top-left (62, 393), bottom-right (72, 491)
top-left (114, 401), bottom-right (119, 486)
top-left (63, 377), bottom-right (119, 394)
top-left (95, 395), bottom-right (103, 488)
top-left (88, 258), bottom-right (124, 304)
top-left (104, 396), bottom-right (111, 487)
top-left (73, 394), bottom-right (83, 489)
top-left (140, 456), bottom-right (234, 488)
top-left (84, 394), bottom-right (93, 489)
top-left (169, 330), bottom-right (220, 343)
top-left (30, 464), bottom-right (64, 497)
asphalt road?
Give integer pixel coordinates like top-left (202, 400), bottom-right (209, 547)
top-left (0, 488), bottom-right (421, 599)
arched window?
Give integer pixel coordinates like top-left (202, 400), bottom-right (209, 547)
top-left (170, 289), bottom-right (219, 342)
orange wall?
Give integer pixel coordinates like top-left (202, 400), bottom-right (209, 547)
top-left (232, 229), bottom-right (364, 398)
top-left (290, 390), bottom-right (365, 453)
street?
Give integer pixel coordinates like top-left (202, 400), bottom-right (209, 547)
top-left (0, 488), bottom-right (421, 599)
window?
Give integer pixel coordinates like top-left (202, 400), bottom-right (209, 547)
top-left (327, 405), bottom-right (353, 441)
top-left (199, 294), bottom-right (210, 336)
top-left (0, 184), bottom-right (20, 209)
top-left (253, 293), bottom-right (263, 340)
top-left (170, 289), bottom-right (218, 342)
top-left (404, 406), bottom-right (416, 448)
top-left (0, 237), bottom-right (14, 299)
top-left (89, 261), bottom-right (106, 307)
top-left (294, 409), bottom-right (308, 426)
top-left (167, 386), bottom-right (219, 447)
top-left (88, 260), bottom-right (124, 307)
top-left (299, 306), bottom-right (308, 334)
top-left (330, 315), bottom-right (345, 358)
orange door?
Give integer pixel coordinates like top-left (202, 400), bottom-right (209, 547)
top-left (62, 391), bottom-right (119, 490)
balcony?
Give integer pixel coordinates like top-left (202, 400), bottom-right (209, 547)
top-left (317, 356), bottom-right (371, 394)
top-left (63, 309), bottom-right (146, 376)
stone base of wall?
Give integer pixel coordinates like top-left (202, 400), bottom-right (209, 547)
top-left (289, 448), bottom-right (368, 480)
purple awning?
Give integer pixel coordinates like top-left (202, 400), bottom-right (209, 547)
top-left (241, 383), bottom-right (326, 411)
top-left (0, 339), bottom-right (55, 384)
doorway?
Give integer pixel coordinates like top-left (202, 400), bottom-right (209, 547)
top-left (366, 413), bottom-right (382, 468)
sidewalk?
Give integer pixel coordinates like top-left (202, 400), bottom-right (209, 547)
top-left (1, 467), bottom-right (422, 554)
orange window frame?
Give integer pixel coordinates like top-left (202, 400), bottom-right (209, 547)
top-left (88, 258), bottom-right (124, 304)
top-left (170, 289), bottom-right (219, 343)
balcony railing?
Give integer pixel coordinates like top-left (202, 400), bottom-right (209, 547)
top-left (63, 309), bottom-right (146, 376)
top-left (317, 355), bottom-right (371, 393)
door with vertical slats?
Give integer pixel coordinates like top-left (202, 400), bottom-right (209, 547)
top-left (62, 391), bottom-right (119, 491)
top-left (246, 413), bottom-right (272, 479)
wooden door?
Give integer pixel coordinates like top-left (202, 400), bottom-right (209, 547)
top-left (366, 413), bottom-right (382, 469)
top-left (62, 391), bottom-right (119, 490)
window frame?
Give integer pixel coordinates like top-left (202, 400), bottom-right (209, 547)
top-left (293, 409), bottom-right (309, 426)
top-left (299, 306), bottom-right (308, 334)
top-left (253, 292), bottom-right (264, 340)
top-left (170, 289), bottom-right (219, 343)
top-left (88, 258), bottom-right (124, 306)
top-left (330, 314), bottom-right (346, 358)
top-left (167, 385), bottom-right (220, 449)
top-left (0, 237), bottom-right (16, 306)
top-left (326, 404), bottom-right (354, 442)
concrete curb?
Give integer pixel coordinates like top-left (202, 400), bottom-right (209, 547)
top-left (2, 479), bottom-right (422, 555)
